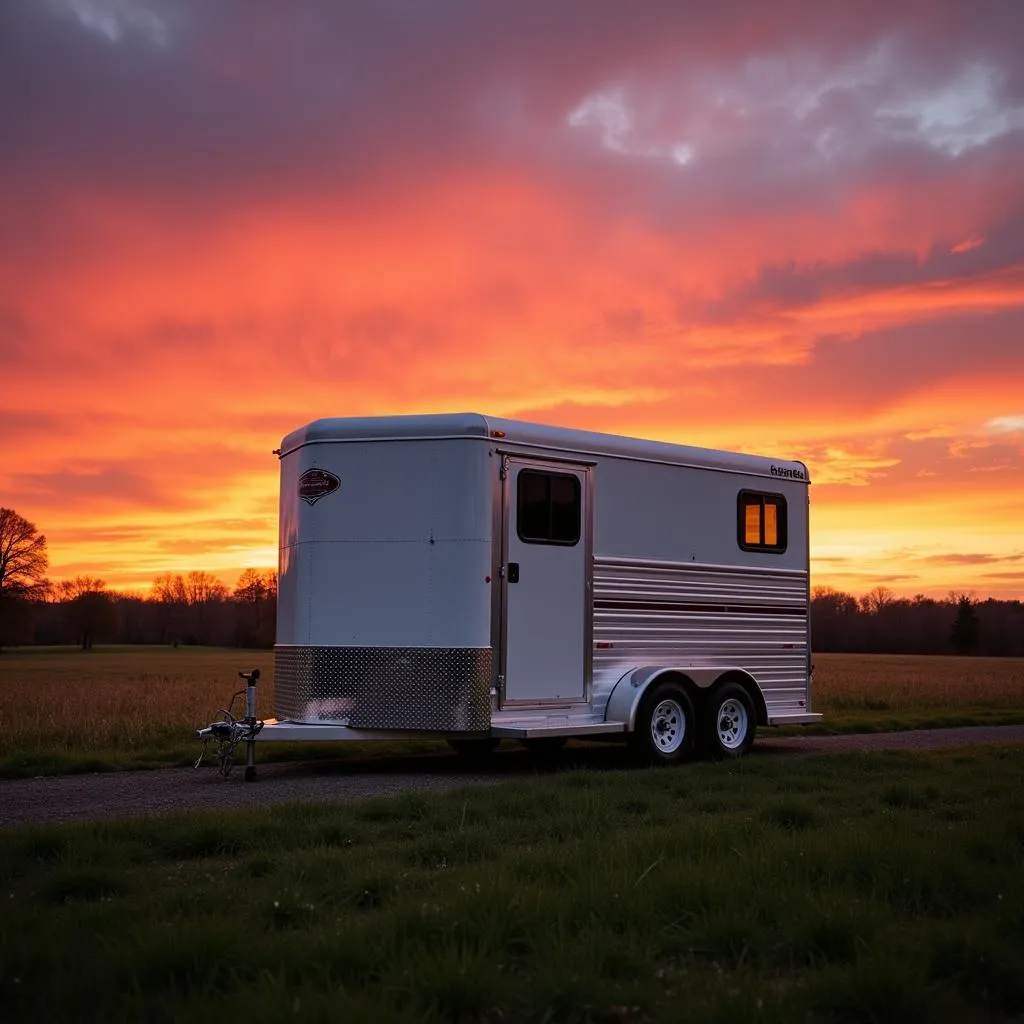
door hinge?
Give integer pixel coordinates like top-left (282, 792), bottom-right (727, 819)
top-left (499, 455), bottom-right (510, 481)
top-left (498, 564), bottom-right (506, 580)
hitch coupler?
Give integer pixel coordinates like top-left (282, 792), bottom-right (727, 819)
top-left (194, 668), bottom-right (265, 781)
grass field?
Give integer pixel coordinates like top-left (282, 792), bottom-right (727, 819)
top-left (0, 646), bottom-right (276, 777)
top-left (804, 652), bottom-right (1024, 732)
top-left (1, 646), bottom-right (1023, 777)
top-left (1, 746), bottom-right (1022, 1022)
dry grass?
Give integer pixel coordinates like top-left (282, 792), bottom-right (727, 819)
top-left (0, 646), bottom-right (274, 766)
top-left (813, 652), bottom-right (1024, 712)
top-left (1, 646), bottom-right (1023, 774)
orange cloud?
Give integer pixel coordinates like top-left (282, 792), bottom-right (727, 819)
top-left (2, 0), bottom-right (1023, 599)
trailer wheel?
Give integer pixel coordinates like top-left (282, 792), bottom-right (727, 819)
top-left (630, 681), bottom-right (695, 765)
top-left (702, 682), bottom-right (756, 759)
top-left (447, 737), bottom-right (499, 762)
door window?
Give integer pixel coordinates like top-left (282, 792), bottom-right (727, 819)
top-left (517, 470), bottom-right (581, 545)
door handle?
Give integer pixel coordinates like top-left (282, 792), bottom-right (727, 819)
top-left (507, 562), bottom-right (520, 584)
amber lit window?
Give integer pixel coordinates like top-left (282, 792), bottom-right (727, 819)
top-left (738, 491), bottom-right (787, 552)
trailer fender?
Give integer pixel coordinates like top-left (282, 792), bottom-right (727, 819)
top-left (605, 666), bottom-right (766, 732)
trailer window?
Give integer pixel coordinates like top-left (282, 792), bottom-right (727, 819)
top-left (517, 470), bottom-right (581, 545)
top-left (738, 491), bottom-right (787, 552)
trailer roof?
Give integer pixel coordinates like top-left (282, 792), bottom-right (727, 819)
top-left (279, 413), bottom-right (809, 482)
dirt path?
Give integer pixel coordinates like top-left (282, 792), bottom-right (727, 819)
top-left (2, 724), bottom-right (1022, 830)
top-left (755, 723), bottom-right (1024, 754)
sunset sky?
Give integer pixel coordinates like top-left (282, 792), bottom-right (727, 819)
top-left (2, 0), bottom-right (1023, 600)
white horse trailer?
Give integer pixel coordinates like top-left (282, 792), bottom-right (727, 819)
top-left (220, 413), bottom-right (817, 772)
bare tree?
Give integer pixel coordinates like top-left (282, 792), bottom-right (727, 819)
top-left (860, 586), bottom-right (895, 615)
top-left (184, 570), bottom-right (228, 606)
top-left (151, 572), bottom-right (188, 606)
top-left (0, 507), bottom-right (49, 599)
top-left (184, 571), bottom-right (228, 645)
top-left (151, 572), bottom-right (188, 644)
top-left (56, 576), bottom-right (115, 650)
top-left (0, 508), bottom-right (49, 653)
top-left (234, 568), bottom-right (273, 604)
top-left (150, 570), bottom-right (228, 644)
top-left (234, 569), bottom-right (277, 645)
top-left (57, 576), bottom-right (107, 602)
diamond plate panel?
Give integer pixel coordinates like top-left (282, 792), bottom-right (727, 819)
top-left (274, 646), bottom-right (492, 731)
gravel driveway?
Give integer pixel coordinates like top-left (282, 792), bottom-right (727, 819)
top-left (2, 724), bottom-right (1022, 830)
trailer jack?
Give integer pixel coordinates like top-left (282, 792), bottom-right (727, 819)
top-left (195, 669), bottom-right (265, 781)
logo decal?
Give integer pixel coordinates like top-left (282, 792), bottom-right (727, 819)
top-left (298, 468), bottom-right (340, 505)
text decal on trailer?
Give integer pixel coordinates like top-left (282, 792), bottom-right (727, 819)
top-left (298, 468), bottom-right (341, 505)
top-left (770, 465), bottom-right (805, 480)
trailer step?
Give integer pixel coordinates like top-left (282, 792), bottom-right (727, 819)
top-left (252, 720), bottom-right (400, 742)
top-left (490, 722), bottom-right (626, 739)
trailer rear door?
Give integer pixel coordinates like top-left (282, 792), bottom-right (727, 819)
top-left (500, 457), bottom-right (592, 705)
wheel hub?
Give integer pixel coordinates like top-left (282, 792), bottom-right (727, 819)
top-left (650, 699), bottom-right (685, 754)
top-left (716, 698), bottom-right (749, 750)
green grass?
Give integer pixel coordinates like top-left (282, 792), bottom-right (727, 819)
top-left (1, 747), bottom-right (1022, 1022)
top-left (0, 737), bottom-right (452, 781)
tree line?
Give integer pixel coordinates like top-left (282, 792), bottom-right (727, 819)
top-left (0, 508), bottom-right (276, 651)
top-left (3, 506), bottom-right (1023, 656)
top-left (811, 586), bottom-right (1024, 657)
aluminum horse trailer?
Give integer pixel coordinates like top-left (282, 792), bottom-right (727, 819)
top-left (197, 413), bottom-right (818, 777)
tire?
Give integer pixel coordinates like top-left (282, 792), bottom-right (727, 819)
top-left (630, 681), bottom-right (695, 765)
top-left (701, 682), bottom-right (756, 759)
top-left (447, 737), bottom-right (500, 761)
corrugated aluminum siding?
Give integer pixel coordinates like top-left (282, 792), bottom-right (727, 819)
top-left (593, 557), bottom-right (810, 716)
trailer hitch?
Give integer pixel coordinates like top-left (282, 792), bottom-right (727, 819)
top-left (195, 669), bottom-right (265, 781)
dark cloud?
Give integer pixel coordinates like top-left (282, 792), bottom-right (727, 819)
top-left (493, 303), bottom-right (1024, 440)
top-left (9, 444), bottom-right (272, 509)
top-left (12, 462), bottom-right (170, 506)
top-left (3, 0), bottom-right (1020, 381)
top-left (698, 306), bottom-right (1024, 418)
top-left (0, 410), bottom-right (66, 439)
top-left (51, 524), bottom-right (151, 545)
top-left (2, 0), bottom-right (1022, 207)
top-left (700, 212), bottom-right (1024, 324)
top-left (921, 553), bottom-right (1024, 565)
top-left (0, 304), bottom-right (30, 342)
top-left (816, 571), bottom-right (920, 583)
top-left (3, 0), bottom-right (1022, 368)
top-left (1, 0), bottom-right (1021, 593)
